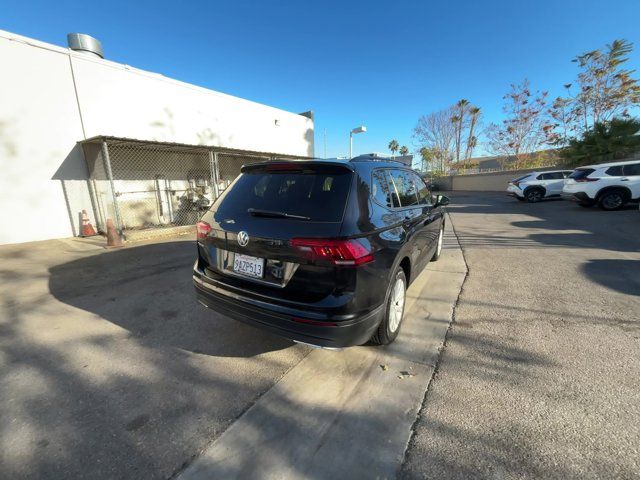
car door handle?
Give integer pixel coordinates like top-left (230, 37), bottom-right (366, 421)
top-left (621, 178), bottom-right (629, 181)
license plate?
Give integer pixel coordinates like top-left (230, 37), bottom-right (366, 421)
top-left (233, 253), bottom-right (264, 278)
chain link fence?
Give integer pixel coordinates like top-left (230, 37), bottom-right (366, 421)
top-left (82, 137), bottom-right (305, 236)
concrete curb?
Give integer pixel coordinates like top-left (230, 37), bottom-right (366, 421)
top-left (178, 213), bottom-right (467, 480)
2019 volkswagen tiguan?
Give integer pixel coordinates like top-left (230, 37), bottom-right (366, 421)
top-left (193, 155), bottom-right (449, 348)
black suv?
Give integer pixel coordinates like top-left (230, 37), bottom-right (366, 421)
top-left (193, 155), bottom-right (449, 348)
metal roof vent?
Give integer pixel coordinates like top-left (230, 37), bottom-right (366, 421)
top-left (67, 33), bottom-right (104, 59)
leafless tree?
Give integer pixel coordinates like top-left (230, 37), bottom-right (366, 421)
top-left (413, 107), bottom-right (456, 173)
top-left (485, 79), bottom-right (553, 168)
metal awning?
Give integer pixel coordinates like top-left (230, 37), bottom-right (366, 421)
top-left (80, 135), bottom-right (313, 160)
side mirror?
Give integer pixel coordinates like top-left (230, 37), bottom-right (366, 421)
top-left (435, 195), bottom-right (450, 207)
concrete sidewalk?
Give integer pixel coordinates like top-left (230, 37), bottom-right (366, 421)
top-left (179, 214), bottom-right (467, 480)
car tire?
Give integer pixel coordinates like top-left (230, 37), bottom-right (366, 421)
top-left (598, 190), bottom-right (627, 211)
top-left (431, 224), bottom-right (444, 262)
top-left (370, 267), bottom-right (407, 345)
top-left (525, 188), bottom-right (544, 203)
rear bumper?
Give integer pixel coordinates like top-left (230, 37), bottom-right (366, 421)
top-left (193, 272), bottom-right (384, 348)
top-left (561, 191), bottom-right (592, 202)
top-left (506, 186), bottom-right (523, 197)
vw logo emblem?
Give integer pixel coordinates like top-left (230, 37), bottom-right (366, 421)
top-left (237, 231), bottom-right (250, 247)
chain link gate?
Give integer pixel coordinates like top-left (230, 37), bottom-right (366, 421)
top-left (82, 137), bottom-right (304, 237)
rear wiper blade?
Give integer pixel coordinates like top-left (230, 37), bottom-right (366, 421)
top-left (247, 208), bottom-right (310, 220)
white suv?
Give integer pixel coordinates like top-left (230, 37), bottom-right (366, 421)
top-left (507, 170), bottom-right (574, 203)
top-left (562, 160), bottom-right (640, 210)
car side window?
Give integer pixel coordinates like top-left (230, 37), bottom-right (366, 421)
top-left (388, 169), bottom-right (419, 207)
top-left (371, 169), bottom-right (394, 208)
top-left (540, 172), bottom-right (563, 180)
top-left (563, 171), bottom-right (573, 178)
top-left (411, 172), bottom-right (432, 205)
top-left (623, 163), bottom-right (640, 176)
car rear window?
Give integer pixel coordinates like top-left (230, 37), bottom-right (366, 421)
top-left (513, 174), bottom-right (532, 182)
top-left (569, 168), bottom-right (595, 180)
top-left (212, 164), bottom-right (352, 222)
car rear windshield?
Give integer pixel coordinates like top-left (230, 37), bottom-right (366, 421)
top-left (212, 164), bottom-right (353, 222)
top-left (569, 168), bottom-right (595, 180)
top-left (512, 174), bottom-right (531, 182)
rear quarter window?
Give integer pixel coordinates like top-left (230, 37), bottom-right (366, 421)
top-left (371, 169), bottom-right (394, 208)
top-left (605, 165), bottom-right (624, 176)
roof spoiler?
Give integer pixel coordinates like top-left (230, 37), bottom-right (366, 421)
top-left (241, 160), bottom-right (354, 174)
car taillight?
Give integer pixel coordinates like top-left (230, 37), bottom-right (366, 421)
top-left (290, 238), bottom-right (374, 266)
top-left (196, 221), bottom-right (212, 240)
top-left (575, 177), bottom-right (599, 182)
top-left (266, 163), bottom-right (303, 172)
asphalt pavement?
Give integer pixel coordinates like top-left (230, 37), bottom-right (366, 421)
top-left (2, 193), bottom-right (638, 480)
top-left (401, 192), bottom-right (640, 480)
top-left (0, 235), bottom-right (310, 479)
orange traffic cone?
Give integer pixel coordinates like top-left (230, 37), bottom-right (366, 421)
top-left (80, 209), bottom-right (97, 237)
top-left (105, 218), bottom-right (124, 248)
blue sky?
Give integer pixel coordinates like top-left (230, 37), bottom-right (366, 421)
top-left (2, 0), bottom-right (640, 158)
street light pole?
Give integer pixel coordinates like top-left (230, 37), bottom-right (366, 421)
top-left (349, 126), bottom-right (366, 158)
top-left (349, 132), bottom-right (353, 159)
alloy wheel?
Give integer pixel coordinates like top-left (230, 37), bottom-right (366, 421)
top-left (527, 190), bottom-right (542, 202)
top-left (388, 276), bottom-right (406, 333)
top-left (602, 193), bottom-right (623, 210)
top-left (436, 226), bottom-right (444, 257)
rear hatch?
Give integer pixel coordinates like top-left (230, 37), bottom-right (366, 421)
top-left (565, 168), bottom-right (597, 185)
top-left (508, 174), bottom-right (532, 188)
top-left (196, 161), bottom-right (360, 305)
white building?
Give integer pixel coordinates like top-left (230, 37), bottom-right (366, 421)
top-left (0, 30), bottom-right (314, 245)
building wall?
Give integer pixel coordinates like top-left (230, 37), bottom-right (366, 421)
top-left (0, 30), bottom-right (314, 245)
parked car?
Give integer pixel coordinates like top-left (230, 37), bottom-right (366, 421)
top-left (562, 160), bottom-right (640, 210)
top-left (507, 170), bottom-right (574, 202)
top-left (193, 155), bottom-right (449, 348)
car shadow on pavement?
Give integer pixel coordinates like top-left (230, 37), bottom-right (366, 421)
top-left (48, 240), bottom-right (294, 358)
top-left (581, 259), bottom-right (640, 297)
top-left (1, 239), bottom-right (312, 480)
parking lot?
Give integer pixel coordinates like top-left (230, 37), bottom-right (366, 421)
top-left (1, 192), bottom-right (638, 479)
top-left (403, 192), bottom-right (640, 479)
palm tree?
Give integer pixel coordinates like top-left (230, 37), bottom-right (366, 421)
top-left (388, 139), bottom-right (399, 158)
top-left (399, 146), bottom-right (409, 156)
top-left (453, 99), bottom-right (470, 162)
top-left (419, 147), bottom-right (433, 172)
top-left (464, 106), bottom-right (481, 166)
